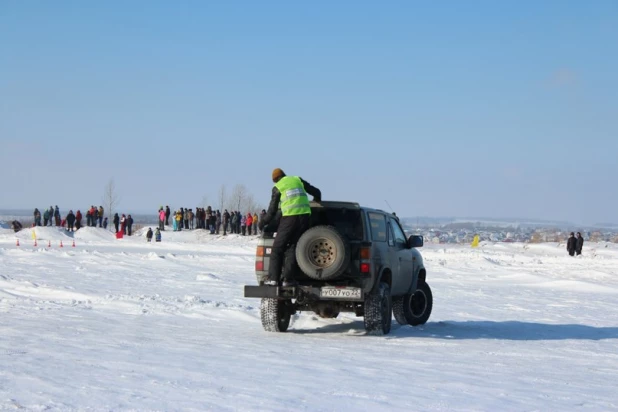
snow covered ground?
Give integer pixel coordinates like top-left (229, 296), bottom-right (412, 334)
top-left (1, 226), bottom-right (617, 411)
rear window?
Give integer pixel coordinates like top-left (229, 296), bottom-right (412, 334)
top-left (368, 212), bottom-right (387, 242)
top-left (311, 208), bottom-right (364, 240)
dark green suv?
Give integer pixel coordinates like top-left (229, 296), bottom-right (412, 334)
top-left (244, 201), bottom-right (432, 335)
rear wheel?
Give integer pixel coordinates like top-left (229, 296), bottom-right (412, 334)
top-left (260, 298), bottom-right (292, 332)
top-left (363, 282), bottom-right (392, 335)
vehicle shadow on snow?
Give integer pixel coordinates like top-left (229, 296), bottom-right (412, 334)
top-left (288, 320), bottom-right (618, 341)
top-left (390, 321), bottom-right (618, 341)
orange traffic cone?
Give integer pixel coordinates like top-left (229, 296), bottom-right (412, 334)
top-left (72, 239), bottom-right (75, 247)
top-left (60, 240), bottom-right (63, 248)
top-left (16, 239), bottom-right (20, 247)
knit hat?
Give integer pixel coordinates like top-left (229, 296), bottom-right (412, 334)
top-left (272, 168), bottom-right (285, 181)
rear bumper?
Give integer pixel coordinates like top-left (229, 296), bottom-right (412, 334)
top-left (244, 285), bottom-right (296, 299)
top-left (244, 285), bottom-right (364, 301)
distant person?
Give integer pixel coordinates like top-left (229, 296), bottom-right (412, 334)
top-left (159, 207), bottom-right (166, 231)
top-left (98, 206), bottom-right (104, 227)
top-left (33, 208), bottom-right (42, 226)
top-left (576, 232), bottom-right (584, 256)
top-left (113, 213), bottom-right (120, 233)
top-left (66, 210), bottom-right (76, 232)
top-left (11, 220), bottom-right (23, 233)
top-left (54, 206), bottom-right (61, 226)
top-left (146, 227), bottom-right (153, 242)
top-left (567, 232), bottom-right (576, 256)
top-left (103, 217), bottom-right (108, 229)
top-left (165, 205), bottom-right (171, 226)
top-left (155, 228), bottom-right (161, 242)
top-left (127, 214), bottom-right (134, 236)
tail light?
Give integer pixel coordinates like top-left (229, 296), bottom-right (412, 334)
top-left (360, 247), bottom-right (371, 259)
top-left (256, 246), bottom-right (265, 271)
top-left (360, 247), bottom-right (371, 274)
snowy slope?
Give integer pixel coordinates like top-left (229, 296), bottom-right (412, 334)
top-left (1, 228), bottom-right (617, 410)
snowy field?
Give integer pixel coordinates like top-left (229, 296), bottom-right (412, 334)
top-left (1, 226), bottom-right (618, 411)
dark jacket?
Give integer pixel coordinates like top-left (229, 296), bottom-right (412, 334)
top-left (261, 176), bottom-right (321, 227)
top-left (567, 236), bottom-right (577, 252)
top-left (576, 236), bottom-right (584, 253)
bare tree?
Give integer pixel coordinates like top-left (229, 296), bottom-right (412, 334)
top-left (200, 196), bottom-right (209, 209)
top-left (229, 183), bottom-right (247, 211)
top-left (218, 185), bottom-right (227, 212)
top-left (102, 178), bottom-right (120, 230)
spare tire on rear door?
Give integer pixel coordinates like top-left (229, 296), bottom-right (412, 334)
top-left (296, 225), bottom-right (350, 280)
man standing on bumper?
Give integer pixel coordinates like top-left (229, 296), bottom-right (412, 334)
top-left (259, 168), bottom-right (321, 287)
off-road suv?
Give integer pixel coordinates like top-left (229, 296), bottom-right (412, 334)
top-left (243, 201), bottom-right (432, 335)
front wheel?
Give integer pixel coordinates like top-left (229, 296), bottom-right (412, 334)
top-left (404, 282), bottom-right (433, 326)
top-left (260, 298), bottom-right (292, 332)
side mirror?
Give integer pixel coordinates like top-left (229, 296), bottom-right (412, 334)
top-left (408, 235), bottom-right (423, 248)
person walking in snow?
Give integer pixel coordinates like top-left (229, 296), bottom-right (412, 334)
top-left (146, 227), bottom-right (153, 242)
top-left (567, 232), bottom-right (577, 256)
top-left (155, 228), bottom-right (161, 242)
top-left (576, 232), bottom-right (584, 256)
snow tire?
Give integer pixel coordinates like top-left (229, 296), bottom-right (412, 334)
top-left (404, 282), bottom-right (433, 326)
top-left (363, 282), bottom-right (392, 335)
top-left (392, 296), bottom-right (408, 325)
top-left (260, 298), bottom-right (291, 332)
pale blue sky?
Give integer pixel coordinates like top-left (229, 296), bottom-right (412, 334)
top-left (1, 1), bottom-right (616, 224)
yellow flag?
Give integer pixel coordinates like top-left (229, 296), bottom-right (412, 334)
top-left (471, 234), bottom-right (479, 248)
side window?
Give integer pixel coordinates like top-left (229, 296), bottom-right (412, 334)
top-left (387, 220), bottom-right (395, 246)
top-left (368, 212), bottom-right (387, 242)
top-left (390, 219), bottom-right (407, 246)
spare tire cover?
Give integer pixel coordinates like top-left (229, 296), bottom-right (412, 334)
top-left (296, 225), bottom-right (350, 280)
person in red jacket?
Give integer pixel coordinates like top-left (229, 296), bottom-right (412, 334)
top-left (246, 213), bottom-right (253, 235)
top-left (75, 210), bottom-right (83, 230)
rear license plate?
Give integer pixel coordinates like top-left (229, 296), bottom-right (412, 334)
top-left (320, 287), bottom-right (362, 299)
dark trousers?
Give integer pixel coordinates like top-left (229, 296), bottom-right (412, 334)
top-left (568, 250), bottom-right (575, 256)
top-left (268, 214), bottom-right (310, 283)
